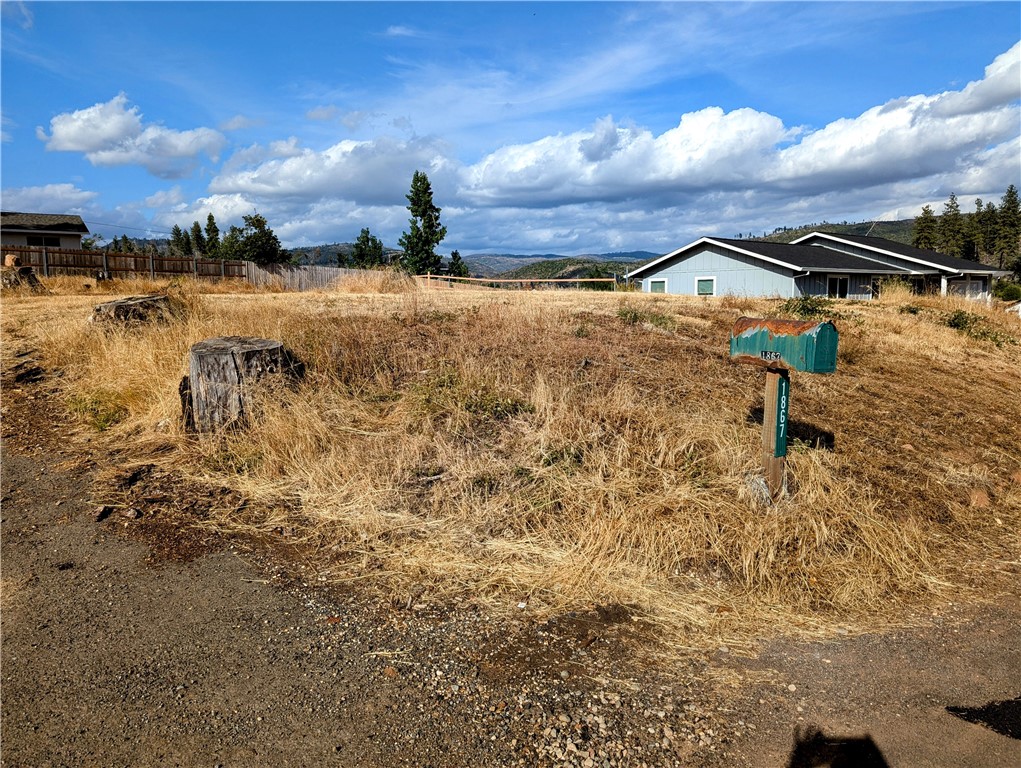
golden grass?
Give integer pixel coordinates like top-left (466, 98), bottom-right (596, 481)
top-left (7, 286), bottom-right (1021, 649)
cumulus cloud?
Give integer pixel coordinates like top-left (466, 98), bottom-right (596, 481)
top-left (36, 94), bottom-right (226, 178)
top-left (0, 183), bottom-right (99, 212)
top-left (209, 135), bottom-right (457, 206)
top-left (458, 41), bottom-right (1019, 225)
top-left (459, 107), bottom-right (791, 207)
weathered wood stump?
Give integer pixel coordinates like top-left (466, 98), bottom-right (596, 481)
top-left (1, 265), bottom-right (48, 293)
top-left (90, 294), bottom-right (173, 325)
top-left (182, 336), bottom-right (302, 433)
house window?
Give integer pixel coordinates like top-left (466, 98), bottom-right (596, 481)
top-left (649, 279), bottom-right (666, 294)
top-left (696, 277), bottom-right (716, 296)
top-left (26, 236), bottom-right (61, 247)
top-left (827, 275), bottom-right (849, 299)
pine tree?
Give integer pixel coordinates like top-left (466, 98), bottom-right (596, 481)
top-left (169, 224), bottom-right (188, 257)
top-left (190, 221), bottom-right (206, 257)
top-left (963, 198), bottom-right (983, 262)
top-left (181, 229), bottom-right (193, 257)
top-left (912, 205), bottom-right (938, 250)
top-left (995, 184), bottom-right (1020, 273)
top-left (981, 201), bottom-right (999, 266)
top-left (205, 213), bottom-right (221, 259)
top-left (937, 193), bottom-right (965, 258)
top-left (447, 249), bottom-right (469, 277)
top-left (398, 171), bottom-right (446, 274)
top-left (350, 228), bottom-right (385, 268)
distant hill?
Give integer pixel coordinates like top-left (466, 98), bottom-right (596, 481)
top-left (754, 219), bottom-right (915, 245)
top-left (496, 257), bottom-right (639, 281)
top-left (467, 250), bottom-right (657, 277)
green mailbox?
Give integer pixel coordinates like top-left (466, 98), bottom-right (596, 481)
top-left (729, 317), bottom-right (838, 374)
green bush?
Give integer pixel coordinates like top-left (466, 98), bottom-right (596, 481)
top-left (992, 281), bottom-right (1021, 302)
top-left (776, 295), bottom-right (834, 319)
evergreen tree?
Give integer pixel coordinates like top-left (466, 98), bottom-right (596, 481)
top-left (398, 170), bottom-right (446, 274)
top-left (963, 198), bottom-right (983, 262)
top-left (169, 224), bottom-right (188, 257)
top-left (912, 205), bottom-right (938, 250)
top-left (217, 213), bottom-right (286, 265)
top-left (189, 221), bottom-right (206, 256)
top-left (181, 229), bottom-right (193, 257)
top-left (995, 184), bottom-right (1020, 273)
top-left (937, 193), bottom-right (964, 258)
top-left (447, 249), bottom-right (469, 277)
top-left (981, 201), bottom-right (999, 265)
top-left (350, 227), bottom-right (385, 268)
top-left (205, 213), bottom-right (221, 259)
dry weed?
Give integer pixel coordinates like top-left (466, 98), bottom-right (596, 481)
top-left (12, 287), bottom-right (1021, 649)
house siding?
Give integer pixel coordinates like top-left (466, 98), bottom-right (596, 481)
top-left (640, 245), bottom-right (796, 297)
top-left (796, 273), bottom-right (874, 300)
top-left (2, 233), bottom-right (84, 249)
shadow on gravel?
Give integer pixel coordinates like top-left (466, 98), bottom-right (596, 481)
top-left (946, 696), bottom-right (1021, 740)
top-left (786, 725), bottom-right (890, 767)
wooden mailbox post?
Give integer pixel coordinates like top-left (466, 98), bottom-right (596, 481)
top-left (730, 317), bottom-right (838, 500)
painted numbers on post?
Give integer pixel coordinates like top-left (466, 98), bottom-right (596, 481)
top-left (774, 371), bottom-right (790, 458)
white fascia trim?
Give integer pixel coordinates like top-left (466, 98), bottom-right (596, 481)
top-left (792, 232), bottom-right (954, 273)
top-left (626, 237), bottom-right (799, 278)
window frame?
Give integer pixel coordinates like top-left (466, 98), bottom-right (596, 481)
top-left (695, 276), bottom-right (716, 297)
top-left (648, 279), bottom-right (667, 294)
top-left (827, 274), bottom-right (849, 299)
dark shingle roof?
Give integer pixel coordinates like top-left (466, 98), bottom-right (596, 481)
top-left (0, 212), bottom-right (90, 234)
top-left (799, 233), bottom-right (1001, 274)
top-left (710, 238), bottom-right (908, 272)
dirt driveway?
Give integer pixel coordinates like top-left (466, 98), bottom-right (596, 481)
top-left (2, 339), bottom-right (1019, 767)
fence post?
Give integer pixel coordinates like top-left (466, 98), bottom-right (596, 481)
top-left (102, 250), bottom-right (109, 278)
top-left (193, 255), bottom-right (198, 277)
top-left (41, 248), bottom-right (49, 277)
top-left (148, 250), bottom-right (155, 278)
top-left (221, 260), bottom-right (226, 278)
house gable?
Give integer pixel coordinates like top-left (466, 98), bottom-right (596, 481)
top-left (1, 211), bottom-right (90, 250)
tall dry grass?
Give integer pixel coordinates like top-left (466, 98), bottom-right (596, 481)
top-left (12, 287), bottom-right (1021, 647)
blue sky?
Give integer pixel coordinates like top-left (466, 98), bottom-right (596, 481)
top-left (2, 1), bottom-right (1019, 254)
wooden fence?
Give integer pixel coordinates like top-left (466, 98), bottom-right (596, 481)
top-left (3, 245), bottom-right (246, 280)
top-left (1, 245), bottom-right (364, 291)
top-left (419, 273), bottom-right (619, 291)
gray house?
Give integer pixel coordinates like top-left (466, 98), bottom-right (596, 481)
top-left (627, 232), bottom-right (1004, 300)
top-left (1, 211), bottom-right (90, 250)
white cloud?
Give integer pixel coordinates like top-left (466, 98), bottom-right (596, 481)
top-left (36, 94), bottom-right (227, 178)
top-left (306, 105), bottom-right (339, 121)
top-left (1, 1), bottom-right (33, 30)
top-left (209, 135), bottom-right (457, 206)
top-left (220, 114), bottom-right (258, 131)
top-left (143, 187), bottom-right (185, 209)
top-left (0, 183), bottom-right (99, 212)
top-left (384, 25), bottom-right (418, 38)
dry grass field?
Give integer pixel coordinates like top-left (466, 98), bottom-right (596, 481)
top-left (4, 273), bottom-right (1020, 653)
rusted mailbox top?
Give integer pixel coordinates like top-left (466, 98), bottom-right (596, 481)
top-left (730, 317), bottom-right (838, 373)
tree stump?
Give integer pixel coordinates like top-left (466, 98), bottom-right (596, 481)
top-left (184, 336), bottom-right (301, 433)
top-left (1, 265), bottom-right (48, 293)
top-left (90, 294), bottom-right (174, 325)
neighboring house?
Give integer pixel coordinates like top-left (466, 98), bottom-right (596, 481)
top-left (791, 232), bottom-right (1003, 299)
top-left (1, 211), bottom-right (90, 250)
top-left (627, 232), bottom-right (1005, 300)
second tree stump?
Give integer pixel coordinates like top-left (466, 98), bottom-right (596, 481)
top-left (184, 336), bottom-right (300, 433)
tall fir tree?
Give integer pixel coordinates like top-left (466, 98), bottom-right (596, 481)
top-left (937, 193), bottom-right (964, 258)
top-left (994, 184), bottom-right (1020, 273)
top-left (398, 170), bottom-right (446, 275)
top-left (981, 201), bottom-right (999, 266)
top-left (169, 224), bottom-right (188, 257)
top-left (189, 221), bottom-right (207, 257)
top-left (963, 198), bottom-right (984, 262)
top-left (205, 213), bottom-right (221, 259)
top-left (912, 205), bottom-right (938, 250)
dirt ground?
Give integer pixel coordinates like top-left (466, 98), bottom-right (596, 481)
top-left (2, 322), bottom-right (1019, 767)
